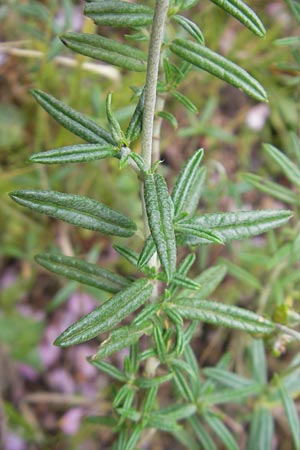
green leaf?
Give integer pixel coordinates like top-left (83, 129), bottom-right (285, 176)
top-left (171, 0), bottom-right (199, 12)
top-left (125, 89), bottom-right (145, 143)
top-left (210, 0), bottom-right (266, 37)
top-left (157, 111), bottom-right (178, 129)
top-left (106, 92), bottom-right (124, 145)
top-left (156, 403), bottom-right (196, 420)
top-left (144, 173), bottom-right (177, 281)
top-left (181, 264), bottom-right (227, 298)
top-left (29, 144), bottom-right (118, 164)
top-left (61, 33), bottom-right (147, 72)
top-left (153, 321), bottom-right (168, 362)
top-left (89, 360), bottom-right (126, 381)
top-left (172, 15), bottom-right (205, 44)
top-left (92, 321), bottom-right (152, 360)
top-left (279, 380), bottom-right (300, 450)
top-left (246, 408), bottom-right (274, 450)
top-left (113, 244), bottom-right (139, 267)
top-left (84, 415), bottom-right (116, 427)
top-left (142, 386), bottom-right (158, 413)
top-left (170, 298), bottom-right (275, 334)
top-left (171, 428), bottom-right (199, 450)
top-left (168, 253), bottom-right (195, 296)
top-left (138, 235), bottom-right (156, 268)
top-left (189, 416), bottom-right (218, 450)
top-left (175, 221), bottom-right (224, 244)
top-left (205, 384), bottom-right (263, 405)
top-left (178, 209), bottom-right (292, 245)
top-left (146, 414), bottom-right (181, 433)
top-left (55, 278), bottom-right (153, 347)
top-left (184, 166), bottom-right (207, 216)
top-left (171, 148), bottom-right (204, 218)
top-left (222, 260), bottom-right (261, 290)
top-left (124, 424), bottom-right (144, 450)
top-left (203, 367), bottom-right (256, 389)
top-left (244, 173), bottom-right (299, 206)
top-left (132, 303), bottom-right (159, 326)
top-left (263, 143), bottom-right (300, 187)
top-left (170, 273), bottom-right (201, 290)
top-left (35, 252), bottom-right (130, 294)
top-left (84, 1), bottom-right (153, 27)
top-left (171, 90), bottom-right (198, 113)
top-left (203, 413), bottom-right (239, 450)
top-left (135, 373), bottom-right (173, 388)
top-left (31, 89), bottom-right (114, 144)
top-left (10, 190), bottom-right (137, 237)
top-left (170, 39), bottom-right (267, 102)
top-left (172, 367), bottom-right (195, 402)
top-left (248, 339), bottom-right (267, 385)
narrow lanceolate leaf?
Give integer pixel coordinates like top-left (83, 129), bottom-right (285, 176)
top-left (203, 413), bottom-right (239, 450)
top-left (89, 360), bottom-right (126, 382)
top-left (263, 143), bottom-right (300, 187)
top-left (113, 244), bottom-right (139, 267)
top-left (246, 408), bottom-right (274, 450)
top-left (184, 166), bottom-right (206, 216)
top-left (170, 39), bottom-right (267, 102)
top-left (170, 298), bottom-right (275, 334)
top-left (279, 381), bottom-right (300, 450)
top-left (84, 1), bottom-right (153, 28)
top-left (31, 90), bottom-right (114, 144)
top-left (106, 93), bottom-right (124, 144)
top-left (35, 253), bottom-right (130, 294)
top-left (210, 0), bottom-right (266, 37)
top-left (144, 173), bottom-right (177, 281)
top-left (175, 222), bottom-right (224, 244)
top-left (178, 209), bottom-right (292, 245)
top-left (180, 264), bottom-right (227, 299)
top-left (244, 173), bottom-right (299, 206)
top-left (125, 89), bottom-right (145, 144)
top-left (29, 144), bottom-right (118, 165)
top-left (157, 111), bottom-right (178, 129)
top-left (189, 416), bottom-right (218, 450)
top-left (91, 321), bottom-right (152, 361)
top-left (171, 91), bottom-right (198, 113)
top-left (55, 278), bottom-right (153, 347)
top-left (172, 15), bottom-right (205, 44)
top-left (171, 149), bottom-right (204, 218)
top-left (10, 190), bottom-right (137, 237)
top-left (138, 235), bottom-right (156, 268)
top-left (61, 33), bottom-right (147, 72)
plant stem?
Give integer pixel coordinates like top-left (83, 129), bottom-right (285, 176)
top-left (140, 0), bottom-right (169, 382)
top-left (142, 0), bottom-right (169, 170)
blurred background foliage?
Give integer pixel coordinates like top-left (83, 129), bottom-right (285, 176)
top-left (0, 0), bottom-right (299, 449)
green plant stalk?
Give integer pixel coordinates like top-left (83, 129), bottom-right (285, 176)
top-left (142, 0), bottom-right (169, 169)
top-left (141, 0), bottom-right (170, 380)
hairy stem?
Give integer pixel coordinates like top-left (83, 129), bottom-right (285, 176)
top-left (140, 0), bottom-right (169, 381)
top-left (142, 0), bottom-right (169, 169)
